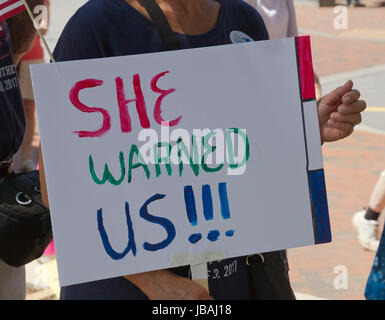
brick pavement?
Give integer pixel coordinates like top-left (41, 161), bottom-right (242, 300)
top-left (294, 5), bottom-right (385, 76)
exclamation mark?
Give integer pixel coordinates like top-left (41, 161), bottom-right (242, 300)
top-left (184, 183), bottom-right (234, 244)
top-left (184, 186), bottom-right (202, 243)
top-left (202, 184), bottom-right (213, 221)
top-left (203, 184), bottom-right (221, 242)
top-left (219, 182), bottom-right (235, 238)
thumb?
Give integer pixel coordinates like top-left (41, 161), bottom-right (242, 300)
top-left (321, 80), bottom-right (353, 106)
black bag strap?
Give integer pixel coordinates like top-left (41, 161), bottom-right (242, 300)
top-left (137, 0), bottom-right (181, 51)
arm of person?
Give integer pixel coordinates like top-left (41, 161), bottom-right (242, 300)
top-left (318, 80), bottom-right (366, 143)
top-left (125, 270), bottom-right (213, 300)
top-left (7, 0), bottom-right (46, 64)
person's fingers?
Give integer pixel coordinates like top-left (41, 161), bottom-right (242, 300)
top-left (330, 112), bottom-right (362, 125)
top-left (342, 89), bottom-right (361, 104)
top-left (326, 120), bottom-right (355, 136)
top-left (327, 120), bottom-right (355, 130)
top-left (321, 80), bottom-right (353, 105)
top-left (338, 100), bottom-right (367, 114)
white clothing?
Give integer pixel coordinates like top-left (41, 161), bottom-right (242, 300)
top-left (247, 0), bottom-right (298, 39)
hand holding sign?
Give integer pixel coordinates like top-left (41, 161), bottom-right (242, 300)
top-left (318, 80), bottom-right (366, 143)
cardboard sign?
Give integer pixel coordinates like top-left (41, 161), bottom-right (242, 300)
top-left (31, 36), bottom-right (331, 287)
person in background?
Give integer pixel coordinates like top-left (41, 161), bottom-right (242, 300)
top-left (246, 0), bottom-right (322, 100)
top-left (0, 0), bottom-right (46, 300)
top-left (353, 170), bottom-right (385, 251)
top-left (16, 0), bottom-right (49, 173)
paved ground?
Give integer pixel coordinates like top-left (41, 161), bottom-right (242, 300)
top-left (296, 3), bottom-right (385, 76)
top-left (20, 0), bottom-right (385, 300)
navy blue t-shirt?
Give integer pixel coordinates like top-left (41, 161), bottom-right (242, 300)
top-left (54, 0), bottom-right (269, 300)
top-left (0, 22), bottom-right (25, 162)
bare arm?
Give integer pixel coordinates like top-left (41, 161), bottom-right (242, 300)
top-left (125, 270), bottom-right (213, 300)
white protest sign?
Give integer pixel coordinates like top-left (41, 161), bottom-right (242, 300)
top-left (31, 36), bottom-right (331, 287)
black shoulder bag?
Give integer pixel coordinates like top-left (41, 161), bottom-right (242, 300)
top-left (0, 164), bottom-right (52, 267)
